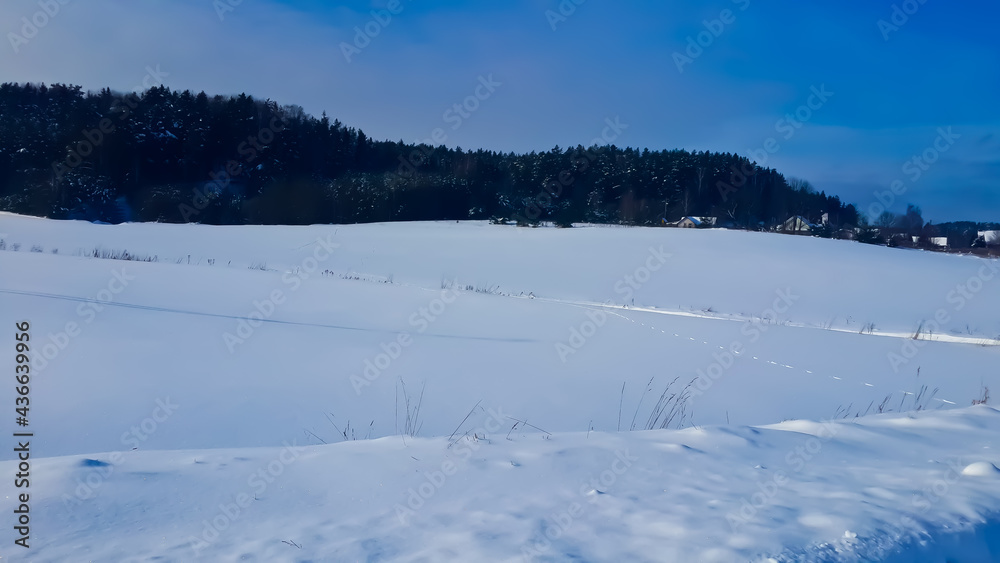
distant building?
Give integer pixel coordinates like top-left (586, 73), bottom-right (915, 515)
top-left (663, 216), bottom-right (717, 228)
top-left (781, 216), bottom-right (813, 232)
top-left (980, 230), bottom-right (1000, 245)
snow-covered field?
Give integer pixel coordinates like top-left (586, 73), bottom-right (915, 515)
top-left (1, 213), bottom-right (998, 561)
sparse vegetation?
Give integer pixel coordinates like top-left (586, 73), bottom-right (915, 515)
top-left (396, 378), bottom-right (425, 438)
top-left (834, 384), bottom-right (941, 419)
top-left (626, 376), bottom-right (696, 431)
top-left (972, 385), bottom-right (990, 406)
top-left (90, 247), bottom-right (158, 262)
top-left (505, 416), bottom-right (552, 439)
top-left (323, 270), bottom-right (394, 284)
top-left (329, 414), bottom-right (374, 442)
top-left (474, 283), bottom-right (501, 295)
top-left (441, 278), bottom-right (507, 296)
top-left (643, 377), bottom-right (695, 430)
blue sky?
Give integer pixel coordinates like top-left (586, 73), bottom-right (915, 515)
top-left (2, 0), bottom-right (998, 222)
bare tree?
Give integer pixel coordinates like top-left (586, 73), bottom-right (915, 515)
top-left (787, 177), bottom-right (814, 193)
top-left (876, 211), bottom-right (898, 229)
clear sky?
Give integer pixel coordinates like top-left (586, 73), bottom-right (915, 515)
top-left (2, 0), bottom-right (998, 222)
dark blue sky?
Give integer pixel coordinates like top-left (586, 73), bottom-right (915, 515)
top-left (2, 0), bottom-right (998, 222)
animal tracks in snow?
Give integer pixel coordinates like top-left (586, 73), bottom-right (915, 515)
top-left (549, 297), bottom-right (959, 410)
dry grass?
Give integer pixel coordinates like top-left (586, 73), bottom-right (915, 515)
top-left (972, 385), bottom-right (991, 406)
top-left (396, 378), bottom-right (425, 438)
top-left (90, 247), bottom-right (158, 262)
top-left (626, 376), bottom-right (696, 431)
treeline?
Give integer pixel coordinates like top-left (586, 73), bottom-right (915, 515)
top-left (0, 82), bottom-right (858, 227)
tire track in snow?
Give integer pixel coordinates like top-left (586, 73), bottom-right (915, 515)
top-left (0, 288), bottom-right (537, 344)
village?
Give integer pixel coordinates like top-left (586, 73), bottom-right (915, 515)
top-left (662, 213), bottom-right (1000, 257)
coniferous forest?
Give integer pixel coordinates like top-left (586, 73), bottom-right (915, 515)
top-left (0, 82), bottom-right (859, 228)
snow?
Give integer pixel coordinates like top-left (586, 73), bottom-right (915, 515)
top-left (962, 462), bottom-right (1000, 477)
top-left (5, 407), bottom-right (1000, 561)
top-left (1, 213), bottom-right (999, 561)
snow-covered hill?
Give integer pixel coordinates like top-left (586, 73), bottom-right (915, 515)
top-left (5, 406), bottom-right (1000, 562)
top-left (0, 214), bottom-right (998, 561)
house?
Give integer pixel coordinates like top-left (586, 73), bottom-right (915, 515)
top-left (781, 216), bottom-right (813, 232)
top-left (663, 216), bottom-right (718, 228)
top-left (912, 236), bottom-right (949, 248)
top-left (980, 230), bottom-right (1000, 245)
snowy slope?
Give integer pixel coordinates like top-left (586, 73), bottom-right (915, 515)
top-left (0, 215), bottom-right (996, 457)
top-left (3, 407), bottom-right (1000, 562)
top-left (0, 214), bottom-right (999, 561)
top-left (2, 213), bottom-right (999, 339)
